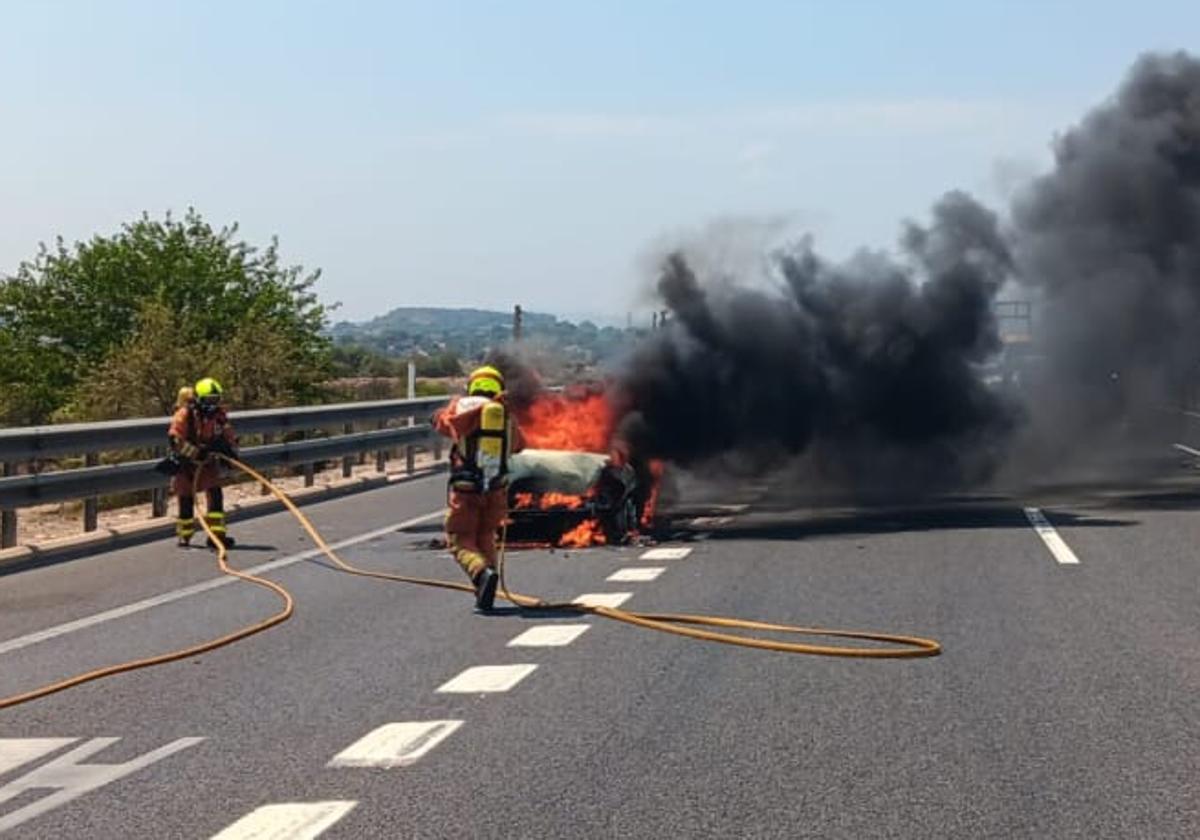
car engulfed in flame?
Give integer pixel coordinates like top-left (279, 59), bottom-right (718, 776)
top-left (506, 448), bottom-right (645, 546)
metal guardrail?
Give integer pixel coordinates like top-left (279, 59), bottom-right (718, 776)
top-left (0, 396), bottom-right (449, 549)
top-left (0, 397), bottom-right (448, 460)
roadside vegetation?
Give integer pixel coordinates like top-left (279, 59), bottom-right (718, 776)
top-left (0, 211), bottom-right (456, 427)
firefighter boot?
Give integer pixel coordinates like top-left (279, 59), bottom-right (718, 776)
top-left (473, 567), bottom-right (499, 612)
top-left (176, 517), bottom-right (196, 548)
top-left (204, 510), bottom-right (234, 549)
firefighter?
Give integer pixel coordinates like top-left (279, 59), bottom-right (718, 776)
top-left (434, 365), bottom-right (524, 611)
top-left (169, 377), bottom-right (239, 549)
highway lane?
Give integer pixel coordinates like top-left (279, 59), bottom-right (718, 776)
top-left (3, 474), bottom-right (1200, 837)
top-left (0, 472), bottom-right (449, 643)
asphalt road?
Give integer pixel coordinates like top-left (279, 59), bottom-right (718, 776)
top-left (3, 467), bottom-right (1200, 838)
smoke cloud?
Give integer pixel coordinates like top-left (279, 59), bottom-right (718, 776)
top-left (615, 51), bottom-right (1200, 495)
top-left (1007, 52), bottom-right (1200, 467)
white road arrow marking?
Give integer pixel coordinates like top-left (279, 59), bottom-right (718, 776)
top-left (0, 738), bottom-right (77, 776)
top-left (0, 736), bottom-right (204, 834)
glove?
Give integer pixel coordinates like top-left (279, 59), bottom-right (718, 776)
top-left (207, 438), bottom-right (236, 460)
top-left (154, 453), bottom-right (183, 476)
top-left (177, 441), bottom-right (201, 460)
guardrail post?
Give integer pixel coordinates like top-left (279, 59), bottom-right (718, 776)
top-left (151, 447), bottom-right (168, 517)
top-left (406, 363), bottom-right (416, 474)
top-left (376, 420), bottom-right (388, 473)
top-left (1, 461), bottom-right (16, 549)
top-left (342, 423), bottom-right (354, 478)
top-left (83, 452), bottom-right (100, 532)
top-left (260, 434), bottom-right (274, 495)
top-left (303, 432), bottom-right (316, 487)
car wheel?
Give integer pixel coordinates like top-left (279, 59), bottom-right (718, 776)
top-left (604, 497), bottom-right (637, 544)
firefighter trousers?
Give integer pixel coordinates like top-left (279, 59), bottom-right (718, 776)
top-left (445, 487), bottom-right (508, 581)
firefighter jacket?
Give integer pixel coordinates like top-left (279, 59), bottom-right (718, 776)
top-left (168, 404), bottom-right (238, 458)
top-left (435, 395), bottom-right (524, 492)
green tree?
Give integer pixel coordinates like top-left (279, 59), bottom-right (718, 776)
top-left (0, 209), bottom-right (331, 424)
top-left (68, 302), bottom-right (197, 419)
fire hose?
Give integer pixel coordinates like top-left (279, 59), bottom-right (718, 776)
top-left (0, 455), bottom-right (939, 711)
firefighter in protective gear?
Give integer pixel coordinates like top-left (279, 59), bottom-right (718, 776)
top-left (169, 377), bottom-right (239, 549)
top-left (434, 365), bottom-right (524, 611)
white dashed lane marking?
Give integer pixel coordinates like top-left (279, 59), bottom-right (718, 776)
top-left (639, 547), bottom-right (692, 561)
top-left (210, 801), bottom-right (358, 839)
top-left (607, 567), bottom-right (666, 582)
top-left (573, 592), bottom-right (633, 609)
top-left (437, 664), bottom-right (538, 693)
top-left (1023, 507), bottom-right (1082, 565)
top-left (327, 721), bottom-right (463, 768)
top-left (687, 516), bottom-right (732, 528)
top-left (507, 624), bottom-right (591, 647)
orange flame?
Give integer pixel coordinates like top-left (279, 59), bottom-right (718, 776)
top-left (519, 389), bottom-right (614, 453)
top-left (513, 491), bottom-right (587, 511)
top-left (559, 519), bottom-right (607, 548)
top-left (641, 461), bottom-right (665, 527)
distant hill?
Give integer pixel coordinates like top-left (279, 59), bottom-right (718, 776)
top-left (330, 306), bottom-right (636, 365)
top-left (332, 306), bottom-right (559, 339)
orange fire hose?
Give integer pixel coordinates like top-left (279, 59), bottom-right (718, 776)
top-left (1, 455), bottom-right (939, 711)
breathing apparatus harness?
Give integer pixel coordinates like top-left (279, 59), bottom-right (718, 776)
top-left (447, 396), bottom-right (511, 494)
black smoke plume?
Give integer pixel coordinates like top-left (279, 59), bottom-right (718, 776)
top-left (1007, 51), bottom-right (1200, 467)
top-left (615, 51), bottom-right (1200, 494)
top-left (615, 193), bottom-right (1019, 495)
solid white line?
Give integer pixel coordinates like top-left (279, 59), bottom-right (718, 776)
top-left (607, 567), bottom-right (666, 582)
top-left (1173, 442), bottom-right (1200, 458)
top-left (573, 592), bottom-right (633, 609)
top-left (210, 801), bottom-right (358, 840)
top-left (327, 721), bottom-right (463, 768)
top-left (0, 511), bottom-right (445, 657)
top-left (436, 664), bottom-right (538, 693)
top-left (507, 624), bottom-right (591, 647)
top-left (1023, 507), bottom-right (1081, 565)
top-left (639, 547), bottom-right (691, 561)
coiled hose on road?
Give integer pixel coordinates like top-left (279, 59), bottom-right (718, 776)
top-left (0, 456), bottom-right (940, 710)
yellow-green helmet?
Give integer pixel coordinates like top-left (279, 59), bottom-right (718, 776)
top-left (194, 377), bottom-right (223, 402)
top-left (467, 366), bottom-right (503, 397)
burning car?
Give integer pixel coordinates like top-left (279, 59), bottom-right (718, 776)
top-left (506, 449), bottom-right (645, 546)
top-left (497, 382), bottom-right (660, 547)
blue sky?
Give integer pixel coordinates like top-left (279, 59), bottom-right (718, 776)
top-left (2, 1), bottom-right (1198, 323)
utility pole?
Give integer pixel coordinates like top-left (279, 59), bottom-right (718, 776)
top-left (513, 304), bottom-right (523, 342)
top-left (651, 312), bottom-right (659, 331)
